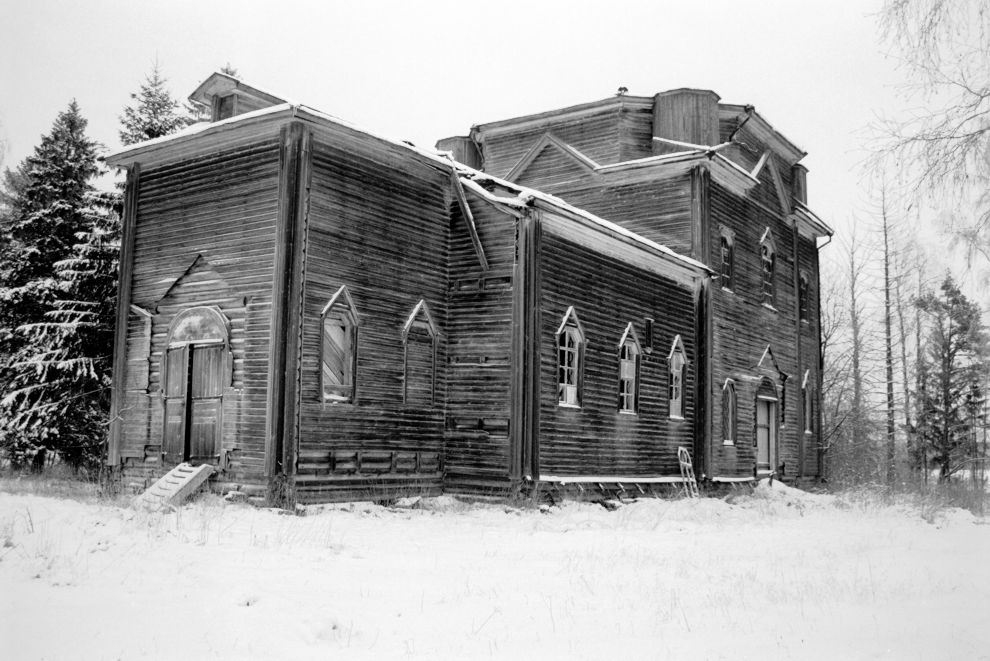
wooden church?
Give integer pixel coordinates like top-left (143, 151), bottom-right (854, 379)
top-left (106, 73), bottom-right (831, 504)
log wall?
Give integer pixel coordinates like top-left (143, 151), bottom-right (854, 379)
top-left (536, 227), bottom-right (699, 477)
top-left (291, 132), bottom-right (451, 502)
top-left (118, 139), bottom-right (282, 489)
top-left (707, 181), bottom-right (820, 479)
top-left (444, 197), bottom-right (518, 492)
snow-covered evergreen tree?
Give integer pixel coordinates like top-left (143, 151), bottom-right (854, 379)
top-left (0, 101), bottom-right (105, 468)
top-left (2, 192), bottom-right (119, 468)
top-left (118, 63), bottom-right (192, 146)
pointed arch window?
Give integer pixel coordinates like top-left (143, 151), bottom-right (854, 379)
top-left (617, 323), bottom-right (641, 414)
top-left (403, 300), bottom-right (439, 406)
top-left (760, 228), bottom-right (777, 307)
top-left (668, 335), bottom-right (687, 419)
top-left (321, 286), bottom-right (359, 404)
top-left (722, 379), bottom-right (737, 445)
top-left (719, 226), bottom-right (735, 291)
top-left (557, 307), bottom-right (585, 407)
top-left (802, 370), bottom-right (815, 434)
top-left (799, 272), bottom-right (810, 321)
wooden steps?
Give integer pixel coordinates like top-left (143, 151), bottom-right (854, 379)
top-left (133, 463), bottom-right (214, 510)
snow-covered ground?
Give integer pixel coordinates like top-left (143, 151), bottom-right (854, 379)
top-left (1, 480), bottom-right (987, 660)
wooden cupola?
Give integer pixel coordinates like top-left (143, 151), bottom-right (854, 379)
top-left (189, 72), bottom-right (289, 122)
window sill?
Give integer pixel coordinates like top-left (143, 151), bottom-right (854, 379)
top-left (322, 398), bottom-right (356, 408)
top-left (618, 410), bottom-right (638, 416)
top-left (722, 440), bottom-right (735, 446)
top-left (558, 403), bottom-right (582, 409)
top-left (721, 286), bottom-right (734, 294)
top-left (762, 303), bottom-right (777, 312)
top-left (669, 414), bottom-right (685, 421)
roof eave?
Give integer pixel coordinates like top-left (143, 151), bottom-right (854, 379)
top-left (105, 104), bottom-right (299, 168)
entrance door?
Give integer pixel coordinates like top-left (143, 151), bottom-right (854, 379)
top-left (163, 342), bottom-right (224, 464)
top-left (755, 398), bottom-right (777, 474)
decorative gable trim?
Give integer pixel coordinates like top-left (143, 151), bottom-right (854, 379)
top-left (402, 299), bottom-right (438, 340)
top-left (617, 322), bottom-right (642, 351)
top-left (756, 344), bottom-right (788, 382)
top-left (505, 132), bottom-right (600, 182)
top-left (556, 305), bottom-right (586, 338)
top-left (156, 253), bottom-right (232, 306)
top-left (667, 334), bottom-right (687, 363)
top-left (321, 284), bottom-right (359, 321)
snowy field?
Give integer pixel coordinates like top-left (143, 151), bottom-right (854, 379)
top-left (1, 480), bottom-right (987, 660)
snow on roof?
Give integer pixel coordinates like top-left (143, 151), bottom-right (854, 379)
top-left (454, 167), bottom-right (710, 274)
top-left (106, 83), bottom-right (710, 275)
top-left (188, 71), bottom-right (296, 107)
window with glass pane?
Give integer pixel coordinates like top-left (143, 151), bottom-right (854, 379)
top-left (799, 274), bottom-right (809, 321)
top-left (668, 340), bottom-right (686, 419)
top-left (618, 340), bottom-right (639, 413)
top-left (722, 380), bottom-right (737, 443)
top-left (558, 327), bottom-right (581, 406)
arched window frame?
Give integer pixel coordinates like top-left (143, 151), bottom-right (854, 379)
top-left (802, 369), bottom-right (815, 434)
top-left (557, 307), bottom-right (585, 408)
top-left (320, 285), bottom-right (359, 405)
top-left (667, 335), bottom-right (687, 419)
top-left (722, 378), bottom-right (737, 445)
top-left (401, 299), bottom-right (439, 406)
top-left (163, 305), bottom-right (233, 392)
top-left (617, 323), bottom-right (642, 414)
top-left (719, 226), bottom-right (735, 291)
top-left (760, 228), bottom-right (777, 308)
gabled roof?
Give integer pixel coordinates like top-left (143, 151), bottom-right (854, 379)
top-left (188, 71), bottom-right (291, 108)
top-left (105, 77), bottom-right (723, 285)
top-left (719, 104), bottom-right (805, 166)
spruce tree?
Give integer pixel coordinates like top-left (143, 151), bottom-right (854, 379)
top-left (2, 192), bottom-right (118, 468)
top-left (0, 101), bottom-right (103, 468)
top-left (119, 63), bottom-right (191, 146)
top-left (915, 275), bottom-right (990, 482)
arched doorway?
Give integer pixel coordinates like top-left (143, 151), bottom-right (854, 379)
top-left (755, 377), bottom-right (778, 475)
top-left (162, 306), bottom-right (229, 465)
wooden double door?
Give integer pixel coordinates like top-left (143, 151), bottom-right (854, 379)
top-left (163, 342), bottom-right (224, 465)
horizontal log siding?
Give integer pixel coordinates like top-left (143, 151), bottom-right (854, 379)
top-left (120, 140), bottom-right (281, 487)
top-left (293, 138), bottom-right (450, 501)
top-left (618, 104), bottom-right (656, 162)
top-left (546, 177), bottom-right (694, 255)
top-left (708, 183), bottom-right (805, 479)
top-left (444, 199), bottom-right (517, 489)
top-left (538, 230), bottom-right (698, 477)
top-left (481, 108), bottom-right (622, 177)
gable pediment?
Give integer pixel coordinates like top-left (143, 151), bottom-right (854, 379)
top-left (505, 133), bottom-right (599, 183)
top-left (750, 151), bottom-right (792, 216)
top-left (155, 254), bottom-right (233, 307)
top-left (755, 344), bottom-right (788, 382)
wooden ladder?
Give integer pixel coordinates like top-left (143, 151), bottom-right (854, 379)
top-left (133, 462), bottom-right (214, 510)
top-left (677, 447), bottom-right (700, 499)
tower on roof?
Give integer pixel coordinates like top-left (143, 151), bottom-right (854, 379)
top-left (189, 72), bottom-right (288, 122)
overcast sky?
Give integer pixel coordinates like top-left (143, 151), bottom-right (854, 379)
top-left (1, 0), bottom-right (915, 282)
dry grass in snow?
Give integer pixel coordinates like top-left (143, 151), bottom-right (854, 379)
top-left (0, 479), bottom-right (987, 660)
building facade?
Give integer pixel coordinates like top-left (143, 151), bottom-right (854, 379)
top-left (106, 74), bottom-right (830, 504)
